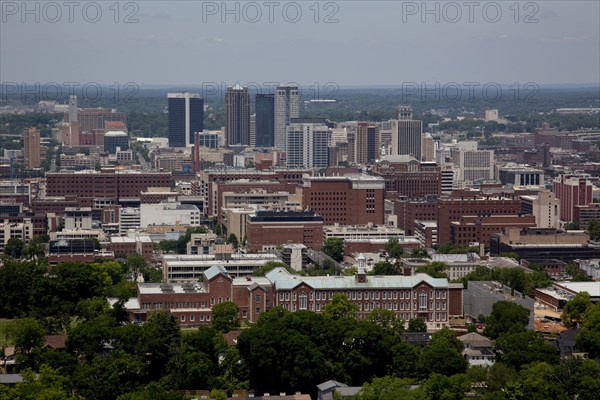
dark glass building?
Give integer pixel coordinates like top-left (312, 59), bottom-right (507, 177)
top-left (225, 85), bottom-right (250, 146)
top-left (168, 93), bottom-right (204, 148)
top-left (255, 93), bottom-right (275, 147)
top-left (103, 131), bottom-right (129, 154)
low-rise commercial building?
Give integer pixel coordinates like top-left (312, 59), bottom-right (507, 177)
top-left (246, 210), bottom-right (324, 251)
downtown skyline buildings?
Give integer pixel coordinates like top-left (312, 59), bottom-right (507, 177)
top-left (275, 86), bottom-right (300, 151)
top-left (168, 92), bottom-right (204, 148)
top-left (225, 84), bottom-right (251, 146)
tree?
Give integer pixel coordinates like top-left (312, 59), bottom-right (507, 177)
top-left (562, 291), bottom-right (592, 328)
top-left (227, 233), bottom-right (239, 250)
top-left (126, 254), bottom-right (147, 282)
top-left (384, 237), bottom-right (403, 259)
top-left (495, 329), bottom-right (559, 370)
top-left (350, 376), bottom-right (422, 400)
top-left (415, 262), bottom-right (447, 278)
top-left (252, 261), bottom-right (293, 276)
top-left (322, 237), bottom-right (344, 262)
top-left (323, 293), bottom-right (357, 319)
top-left (577, 303), bottom-right (600, 359)
top-left (9, 365), bottom-right (78, 400)
top-left (212, 301), bottom-right (240, 332)
top-left (213, 224), bottom-right (222, 236)
top-left (366, 309), bottom-right (404, 335)
top-left (483, 301), bottom-right (530, 339)
top-left (563, 221), bottom-right (580, 231)
top-left (371, 261), bottom-right (400, 275)
top-left (410, 247), bottom-right (429, 258)
top-left (4, 238), bottom-right (24, 258)
top-left (7, 318), bottom-right (45, 368)
top-left (586, 219), bottom-right (600, 240)
top-left (566, 262), bottom-right (593, 281)
top-left (421, 373), bottom-right (469, 400)
top-left (417, 328), bottom-right (468, 377)
top-left (406, 318), bottom-right (427, 333)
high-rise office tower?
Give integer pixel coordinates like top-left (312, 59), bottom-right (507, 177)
top-left (68, 95), bottom-right (78, 122)
top-left (274, 85), bottom-right (300, 151)
top-left (287, 123), bottom-right (330, 168)
top-left (421, 133), bottom-right (435, 162)
top-left (23, 127), bottom-right (41, 169)
top-left (255, 93), bottom-right (275, 147)
top-left (250, 114), bottom-right (256, 147)
top-left (225, 84), bottom-right (250, 146)
top-left (168, 92), bottom-right (204, 148)
top-left (391, 105), bottom-right (422, 159)
top-left (355, 122), bottom-right (381, 164)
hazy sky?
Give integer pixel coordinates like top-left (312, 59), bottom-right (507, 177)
top-left (2, 1), bottom-right (599, 87)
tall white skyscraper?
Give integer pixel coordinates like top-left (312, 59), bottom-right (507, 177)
top-left (68, 95), bottom-right (78, 122)
top-left (286, 123), bottom-right (330, 168)
top-left (391, 105), bottom-right (422, 159)
top-left (274, 85), bottom-right (300, 151)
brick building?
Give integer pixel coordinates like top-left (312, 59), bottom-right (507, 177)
top-left (32, 196), bottom-right (80, 215)
top-left (552, 174), bottom-right (595, 222)
top-left (246, 210), bottom-right (324, 251)
top-left (574, 203), bottom-right (600, 229)
top-left (0, 212), bottom-right (47, 237)
top-left (372, 155), bottom-right (442, 198)
top-left (198, 168), bottom-right (311, 217)
top-left (490, 228), bottom-right (599, 261)
top-left (449, 214), bottom-right (536, 248)
top-left (437, 195), bottom-right (523, 245)
top-left (46, 169), bottom-right (171, 199)
top-left (117, 259), bottom-right (464, 329)
top-left (394, 198), bottom-right (438, 235)
top-left (108, 235), bottom-right (153, 261)
top-left (302, 174), bottom-right (385, 225)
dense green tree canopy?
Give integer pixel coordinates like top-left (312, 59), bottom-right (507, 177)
top-left (211, 301), bottom-right (240, 332)
top-left (483, 300), bottom-right (530, 339)
top-left (322, 237), bottom-right (344, 262)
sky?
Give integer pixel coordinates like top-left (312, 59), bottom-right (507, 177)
top-left (1, 1), bottom-right (599, 88)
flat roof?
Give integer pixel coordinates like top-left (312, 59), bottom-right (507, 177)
top-left (554, 282), bottom-right (600, 297)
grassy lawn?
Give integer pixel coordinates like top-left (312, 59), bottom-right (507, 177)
top-left (0, 319), bottom-right (14, 346)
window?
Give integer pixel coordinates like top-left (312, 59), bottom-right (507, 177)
top-left (316, 292), bottom-right (321, 300)
top-left (285, 292), bottom-right (290, 301)
top-left (190, 315), bottom-right (195, 322)
top-left (299, 294), bottom-right (307, 310)
top-left (242, 310), bottom-right (247, 318)
top-left (280, 292), bottom-right (284, 301)
top-left (200, 315), bottom-right (205, 321)
top-left (206, 315), bottom-right (211, 321)
top-left (256, 295), bottom-right (261, 303)
top-left (382, 292), bottom-right (387, 300)
top-left (329, 292), bottom-right (333, 300)
top-left (180, 315), bottom-right (186, 322)
top-left (419, 293), bottom-right (427, 310)
top-left (256, 307), bottom-right (261, 315)
top-left (400, 291), bottom-right (404, 299)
